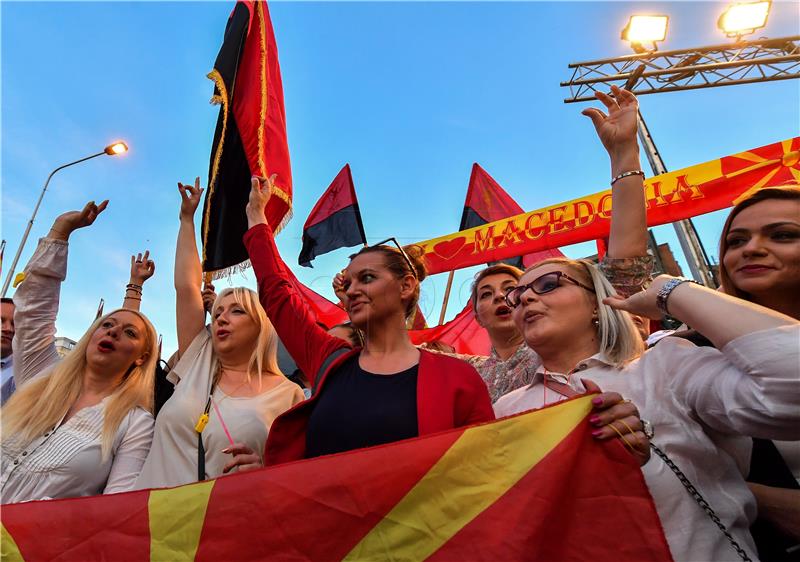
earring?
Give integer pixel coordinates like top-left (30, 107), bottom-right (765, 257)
top-left (593, 318), bottom-right (600, 327)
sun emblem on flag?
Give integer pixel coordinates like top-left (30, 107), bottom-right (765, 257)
top-left (722, 138), bottom-right (800, 202)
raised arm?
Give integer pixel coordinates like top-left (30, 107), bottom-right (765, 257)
top-left (122, 250), bottom-right (155, 311)
top-left (583, 85), bottom-right (647, 259)
top-left (174, 178), bottom-right (206, 356)
top-left (244, 176), bottom-right (347, 384)
top-left (13, 201), bottom-right (108, 387)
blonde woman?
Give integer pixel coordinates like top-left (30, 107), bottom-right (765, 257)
top-left (494, 259), bottom-right (800, 562)
top-left (135, 179), bottom-right (303, 489)
top-left (1, 202), bottom-right (158, 503)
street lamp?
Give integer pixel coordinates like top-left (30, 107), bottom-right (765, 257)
top-left (1, 142), bottom-right (129, 297)
top-left (105, 142), bottom-right (128, 155)
top-left (621, 15), bottom-right (669, 54)
top-left (719, 1), bottom-right (771, 41)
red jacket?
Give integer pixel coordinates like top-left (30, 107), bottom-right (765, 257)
top-left (244, 224), bottom-right (495, 465)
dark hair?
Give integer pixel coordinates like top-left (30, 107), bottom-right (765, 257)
top-left (470, 264), bottom-right (523, 312)
top-left (718, 183), bottom-right (800, 300)
top-left (350, 244), bottom-right (427, 318)
top-left (0, 297), bottom-right (14, 306)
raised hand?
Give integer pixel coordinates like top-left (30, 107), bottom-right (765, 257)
top-left (130, 250), bottom-right (156, 285)
top-left (246, 174), bottom-right (276, 228)
top-left (178, 177), bottom-right (204, 221)
top-left (201, 282), bottom-right (217, 314)
top-left (581, 85), bottom-right (639, 159)
top-left (332, 270), bottom-right (349, 308)
top-left (50, 200), bottom-right (109, 240)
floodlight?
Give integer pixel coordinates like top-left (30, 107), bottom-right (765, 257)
top-left (718, 1), bottom-right (771, 39)
top-left (621, 15), bottom-right (669, 53)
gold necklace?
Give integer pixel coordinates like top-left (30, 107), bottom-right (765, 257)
top-left (217, 369), bottom-right (255, 402)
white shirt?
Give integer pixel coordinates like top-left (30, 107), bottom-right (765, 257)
top-left (494, 326), bottom-right (800, 562)
top-left (1, 237), bottom-right (154, 504)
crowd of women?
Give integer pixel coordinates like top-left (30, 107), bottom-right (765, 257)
top-left (2, 87), bottom-right (798, 562)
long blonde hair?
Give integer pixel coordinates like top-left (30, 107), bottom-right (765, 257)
top-left (526, 258), bottom-right (645, 368)
top-left (211, 287), bottom-right (283, 381)
top-left (2, 309), bottom-right (158, 459)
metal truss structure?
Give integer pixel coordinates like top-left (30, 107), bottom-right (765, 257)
top-left (561, 36), bottom-right (800, 103)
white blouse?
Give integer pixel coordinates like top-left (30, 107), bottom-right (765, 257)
top-left (494, 325), bottom-right (800, 562)
top-left (1, 401), bottom-right (153, 503)
top-left (1, 237), bottom-right (154, 504)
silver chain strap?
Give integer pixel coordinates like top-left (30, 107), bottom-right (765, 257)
top-left (650, 443), bottom-right (753, 562)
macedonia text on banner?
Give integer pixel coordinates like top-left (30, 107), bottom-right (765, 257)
top-left (0, 396), bottom-right (672, 561)
top-left (416, 137), bottom-right (799, 274)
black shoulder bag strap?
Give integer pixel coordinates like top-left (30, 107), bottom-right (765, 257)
top-left (650, 442), bottom-right (753, 561)
top-left (311, 347), bottom-right (351, 396)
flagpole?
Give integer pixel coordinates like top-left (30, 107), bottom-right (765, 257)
top-left (95, 298), bottom-right (105, 320)
top-left (438, 270), bottom-right (455, 326)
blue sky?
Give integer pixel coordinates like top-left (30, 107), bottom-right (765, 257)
top-left (2, 1), bottom-right (798, 356)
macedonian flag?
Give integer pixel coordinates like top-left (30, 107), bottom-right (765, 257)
top-left (202, 1), bottom-right (292, 277)
top-left (0, 396), bottom-right (672, 561)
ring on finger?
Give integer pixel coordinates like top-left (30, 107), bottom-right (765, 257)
top-left (607, 423), bottom-right (636, 454)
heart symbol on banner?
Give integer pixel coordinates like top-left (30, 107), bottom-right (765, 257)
top-left (432, 237), bottom-right (467, 260)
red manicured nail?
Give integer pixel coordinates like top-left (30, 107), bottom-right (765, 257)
top-left (591, 430), bottom-right (603, 438)
top-left (589, 415), bottom-right (601, 424)
top-left (592, 397), bottom-right (603, 406)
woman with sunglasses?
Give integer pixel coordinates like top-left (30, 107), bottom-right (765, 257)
top-left (456, 86), bottom-right (652, 405)
top-left (493, 89), bottom-right (800, 561)
top-left (496, 262), bottom-right (800, 562)
top-left (243, 175), bottom-right (494, 464)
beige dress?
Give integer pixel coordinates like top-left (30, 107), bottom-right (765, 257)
top-left (135, 329), bottom-right (304, 489)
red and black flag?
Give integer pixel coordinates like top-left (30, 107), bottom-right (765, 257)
top-left (299, 164), bottom-right (366, 267)
top-left (461, 164), bottom-right (564, 268)
top-left (202, 1), bottom-right (292, 276)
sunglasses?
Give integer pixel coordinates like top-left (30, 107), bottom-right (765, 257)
top-left (505, 271), bottom-right (596, 308)
top-left (369, 237), bottom-right (418, 279)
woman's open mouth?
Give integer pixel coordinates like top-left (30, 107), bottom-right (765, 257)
top-left (97, 340), bottom-right (116, 353)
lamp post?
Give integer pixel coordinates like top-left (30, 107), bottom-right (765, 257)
top-left (1, 142), bottom-right (129, 297)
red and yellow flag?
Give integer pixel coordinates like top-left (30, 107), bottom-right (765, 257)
top-left (418, 137), bottom-right (800, 274)
top-left (0, 396), bottom-right (671, 561)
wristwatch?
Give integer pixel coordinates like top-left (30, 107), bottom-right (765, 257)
top-left (641, 419), bottom-right (655, 440)
top-left (655, 277), bottom-right (700, 316)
